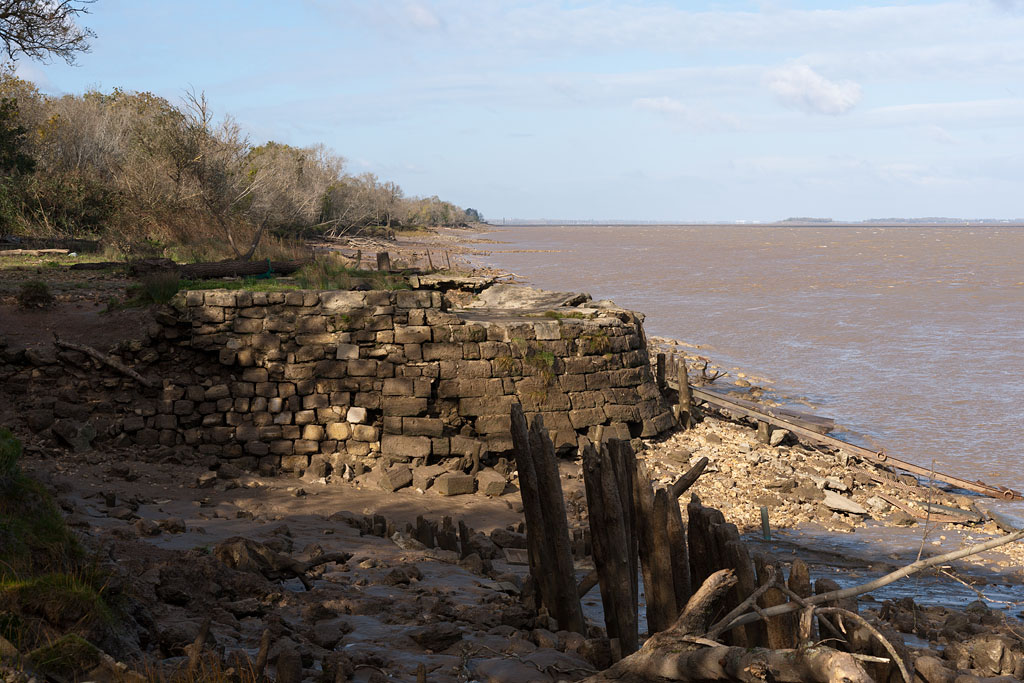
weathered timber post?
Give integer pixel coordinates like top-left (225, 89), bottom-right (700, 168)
top-left (757, 420), bottom-right (771, 444)
top-left (376, 251), bottom-right (392, 272)
top-left (677, 359), bottom-right (693, 429)
top-left (510, 404), bottom-right (586, 634)
top-left (755, 555), bottom-right (798, 649)
top-left (426, 250), bottom-right (435, 271)
top-left (582, 441), bottom-right (640, 655)
top-left (633, 461), bottom-right (678, 634)
top-left (656, 353), bottom-right (666, 393)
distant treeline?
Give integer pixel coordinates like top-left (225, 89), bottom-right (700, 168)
top-left (0, 66), bottom-right (482, 260)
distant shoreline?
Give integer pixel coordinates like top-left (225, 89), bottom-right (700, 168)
top-left (486, 221), bottom-right (1024, 228)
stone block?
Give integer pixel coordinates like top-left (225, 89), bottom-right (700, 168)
top-left (450, 435), bottom-right (482, 457)
top-left (382, 396), bottom-right (427, 417)
top-left (381, 434), bottom-right (432, 459)
top-left (348, 359), bottom-right (378, 376)
top-left (395, 290), bottom-right (433, 308)
top-left (205, 384), bottom-right (231, 400)
top-left (402, 417), bottom-right (444, 437)
top-left (435, 472), bottom-right (475, 496)
top-left (569, 408), bottom-right (605, 429)
top-left (303, 424), bottom-right (325, 441)
top-left (394, 326), bottom-right (432, 344)
top-left (352, 424), bottom-right (379, 442)
top-left (475, 414), bottom-right (511, 435)
top-left (294, 410), bottom-right (316, 425)
top-left (378, 465), bottom-right (413, 492)
top-left (326, 422), bottom-right (351, 440)
top-left (412, 464), bottom-right (446, 491)
top-left (294, 439), bottom-right (319, 455)
top-left (476, 468), bottom-right (507, 497)
top-left (383, 377), bottom-right (414, 396)
top-left (233, 317), bottom-right (263, 334)
top-left (205, 290), bottom-right (237, 307)
top-left (320, 291), bottom-right (367, 312)
top-left (346, 406), bottom-right (368, 424)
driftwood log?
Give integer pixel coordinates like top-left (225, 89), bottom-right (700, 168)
top-left (582, 570), bottom-right (872, 683)
top-left (213, 537), bottom-right (351, 590)
top-left (53, 337), bottom-right (159, 389)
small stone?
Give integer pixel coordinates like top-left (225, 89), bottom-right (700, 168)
top-left (769, 429), bottom-right (789, 447)
top-left (409, 623), bottom-right (463, 651)
top-left (134, 518), bottom-right (161, 536)
top-left (822, 490), bottom-right (867, 515)
top-left (196, 471), bottom-right (217, 488)
top-left (378, 465), bottom-right (413, 492)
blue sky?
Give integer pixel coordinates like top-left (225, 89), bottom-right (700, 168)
top-left (14, 0), bottom-right (1024, 221)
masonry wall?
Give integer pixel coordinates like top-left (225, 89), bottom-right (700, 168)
top-left (148, 288), bottom-right (675, 474)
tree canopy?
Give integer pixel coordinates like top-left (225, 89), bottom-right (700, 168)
top-left (0, 0), bottom-right (94, 64)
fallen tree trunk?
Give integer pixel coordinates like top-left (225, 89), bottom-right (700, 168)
top-left (53, 337), bottom-right (159, 389)
top-left (583, 569), bottom-right (872, 683)
top-left (68, 258), bottom-right (310, 278)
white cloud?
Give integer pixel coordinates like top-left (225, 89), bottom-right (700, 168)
top-left (633, 97), bottom-right (740, 131)
top-left (766, 64), bottom-right (861, 115)
top-left (405, 2), bottom-right (442, 30)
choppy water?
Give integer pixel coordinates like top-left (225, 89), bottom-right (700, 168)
top-left (470, 224), bottom-right (1024, 502)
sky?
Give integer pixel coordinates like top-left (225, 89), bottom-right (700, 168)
top-left (13, 0), bottom-right (1024, 222)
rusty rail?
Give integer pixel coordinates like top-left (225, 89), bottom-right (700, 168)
top-left (668, 380), bottom-right (1022, 502)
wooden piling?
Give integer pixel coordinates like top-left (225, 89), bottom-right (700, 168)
top-left (677, 359), bottom-right (693, 429)
top-left (656, 353), bottom-right (666, 393)
top-left (376, 251), bottom-right (391, 272)
top-left (582, 442), bottom-right (639, 655)
top-left (633, 462), bottom-right (677, 634)
top-left (510, 405), bottom-right (585, 635)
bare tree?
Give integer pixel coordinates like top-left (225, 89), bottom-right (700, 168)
top-left (0, 0), bottom-right (95, 64)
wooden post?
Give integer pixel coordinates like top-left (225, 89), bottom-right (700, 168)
top-left (633, 461), bottom-right (678, 635)
top-left (664, 494), bottom-right (691, 612)
top-left (757, 420), bottom-right (771, 444)
top-left (376, 251), bottom-right (391, 272)
top-left (528, 414), bottom-right (586, 635)
top-left (583, 443), bottom-right (639, 655)
top-left (354, 249), bottom-right (361, 269)
top-left (755, 555), bottom-right (798, 649)
top-left (445, 251), bottom-right (452, 270)
top-left (656, 353), bottom-right (666, 393)
top-left (677, 360), bottom-right (693, 429)
top-left (510, 405), bottom-right (585, 635)
top-left (426, 250), bottom-right (435, 271)
top-left (607, 440), bottom-right (638, 617)
top-left (760, 506), bottom-right (771, 541)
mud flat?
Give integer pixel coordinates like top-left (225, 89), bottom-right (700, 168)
top-left (2, 237), bottom-right (1024, 682)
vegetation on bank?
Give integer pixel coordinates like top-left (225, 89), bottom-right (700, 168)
top-left (0, 428), bottom-right (113, 674)
top-left (0, 65), bottom-right (483, 264)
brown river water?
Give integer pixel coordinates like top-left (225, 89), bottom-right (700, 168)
top-left (469, 224), bottom-right (1024, 503)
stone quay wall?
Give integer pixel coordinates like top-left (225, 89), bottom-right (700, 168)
top-left (151, 288), bottom-right (675, 474)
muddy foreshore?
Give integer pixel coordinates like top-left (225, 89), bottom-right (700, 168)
top-left (1, 230), bottom-right (1023, 682)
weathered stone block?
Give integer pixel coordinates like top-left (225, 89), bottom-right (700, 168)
top-left (435, 472), bottom-right (475, 496)
top-left (302, 424), bottom-right (325, 441)
top-left (378, 465), bottom-right (413, 492)
top-left (352, 424), bottom-right (379, 442)
top-left (326, 422), bottom-right (350, 440)
top-left (293, 439), bottom-right (319, 455)
top-left (569, 408), bottom-right (605, 429)
top-left (381, 434), bottom-right (431, 459)
top-left (394, 326), bottom-right (431, 344)
top-left (205, 291), bottom-right (237, 307)
top-left (476, 468), bottom-right (507, 497)
top-left (346, 406), bottom-right (368, 423)
top-left (348, 359), bottom-right (378, 376)
top-left (402, 417), bottom-right (444, 437)
top-left (233, 317), bottom-right (263, 334)
top-left (475, 414), bottom-right (511, 435)
top-left (320, 291), bottom-right (367, 312)
top-left (450, 435), bottom-right (482, 457)
top-left (294, 410), bottom-right (316, 425)
top-left (383, 377), bottom-right (414, 396)
top-left (382, 397), bottom-right (427, 417)
top-left (204, 384), bottom-right (230, 400)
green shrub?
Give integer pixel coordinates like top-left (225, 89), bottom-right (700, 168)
top-left (16, 280), bottom-right (54, 309)
top-left (140, 271), bottom-right (182, 304)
